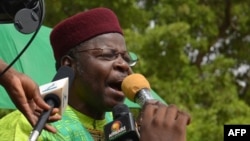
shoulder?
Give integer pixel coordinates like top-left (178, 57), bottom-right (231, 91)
top-left (0, 110), bottom-right (32, 140)
top-left (41, 106), bottom-right (92, 141)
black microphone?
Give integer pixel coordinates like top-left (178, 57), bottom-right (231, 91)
top-left (29, 66), bottom-right (75, 141)
top-left (104, 103), bottom-right (140, 141)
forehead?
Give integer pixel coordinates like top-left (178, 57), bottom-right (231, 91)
top-left (81, 33), bottom-right (126, 50)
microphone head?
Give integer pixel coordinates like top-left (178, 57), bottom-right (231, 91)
top-left (105, 103), bottom-right (140, 141)
top-left (112, 103), bottom-right (130, 119)
top-left (121, 73), bottom-right (150, 102)
top-left (44, 93), bottom-right (61, 108)
top-left (39, 66), bottom-right (75, 115)
top-left (52, 66), bottom-right (75, 86)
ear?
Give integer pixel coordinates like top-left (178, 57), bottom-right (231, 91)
top-left (60, 55), bottom-right (76, 69)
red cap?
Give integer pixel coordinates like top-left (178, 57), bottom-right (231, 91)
top-left (50, 7), bottom-right (123, 62)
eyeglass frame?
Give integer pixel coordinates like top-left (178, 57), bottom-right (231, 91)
top-left (67, 48), bottom-right (138, 67)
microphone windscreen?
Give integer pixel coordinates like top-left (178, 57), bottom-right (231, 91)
top-left (112, 103), bottom-right (130, 119)
top-left (39, 66), bottom-right (75, 115)
top-left (52, 66), bottom-right (75, 87)
top-left (44, 93), bottom-right (61, 108)
top-left (121, 73), bottom-right (150, 102)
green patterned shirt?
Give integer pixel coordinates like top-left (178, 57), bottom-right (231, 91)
top-left (0, 106), bottom-right (112, 141)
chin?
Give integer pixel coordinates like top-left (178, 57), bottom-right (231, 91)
top-left (106, 100), bottom-right (124, 110)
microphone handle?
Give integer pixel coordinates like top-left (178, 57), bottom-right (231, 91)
top-left (29, 99), bottom-right (55, 141)
top-left (135, 89), bottom-right (154, 107)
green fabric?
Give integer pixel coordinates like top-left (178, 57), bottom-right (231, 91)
top-left (42, 106), bottom-right (113, 141)
top-left (0, 106), bottom-right (113, 141)
top-left (0, 24), bottom-right (56, 109)
top-left (0, 24), bottom-right (166, 109)
top-left (70, 107), bottom-right (112, 131)
top-left (41, 106), bottom-right (94, 141)
top-left (0, 110), bottom-right (33, 141)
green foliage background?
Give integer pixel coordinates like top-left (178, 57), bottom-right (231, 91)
top-left (44, 0), bottom-right (250, 140)
top-left (3, 0), bottom-right (250, 140)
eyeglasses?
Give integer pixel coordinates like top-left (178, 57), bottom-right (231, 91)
top-left (75, 48), bottom-right (138, 67)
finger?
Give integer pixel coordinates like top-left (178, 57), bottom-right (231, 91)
top-left (35, 106), bottom-right (43, 113)
top-left (18, 73), bottom-right (50, 111)
top-left (176, 111), bottom-right (191, 126)
top-left (141, 100), bottom-right (159, 121)
top-left (19, 103), bottom-right (37, 126)
top-left (51, 108), bottom-right (60, 115)
top-left (9, 88), bottom-right (37, 126)
top-left (140, 100), bottom-right (161, 130)
top-left (141, 100), bottom-right (160, 114)
top-left (165, 104), bottom-right (178, 122)
top-left (47, 108), bottom-right (61, 122)
top-left (34, 109), bottom-right (42, 117)
top-left (32, 93), bottom-right (50, 110)
top-left (33, 108), bottom-right (61, 122)
top-left (47, 113), bottom-right (61, 122)
top-left (152, 103), bottom-right (168, 125)
top-left (44, 124), bottom-right (57, 133)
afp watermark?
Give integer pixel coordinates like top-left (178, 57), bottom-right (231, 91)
top-left (224, 125), bottom-right (250, 141)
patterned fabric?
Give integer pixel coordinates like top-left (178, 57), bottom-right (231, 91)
top-left (70, 107), bottom-right (112, 141)
top-left (0, 110), bottom-right (33, 141)
top-left (0, 106), bottom-right (113, 141)
top-left (41, 106), bottom-right (112, 141)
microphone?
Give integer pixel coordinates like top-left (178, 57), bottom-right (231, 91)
top-left (39, 66), bottom-right (74, 115)
top-left (121, 73), bottom-right (154, 107)
top-left (29, 66), bottom-right (75, 141)
top-left (104, 103), bottom-right (140, 141)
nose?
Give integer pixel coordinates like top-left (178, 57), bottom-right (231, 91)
top-left (113, 55), bottom-right (130, 72)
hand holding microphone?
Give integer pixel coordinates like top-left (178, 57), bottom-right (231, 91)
top-left (29, 66), bottom-right (75, 141)
top-left (0, 60), bottom-right (61, 134)
top-left (139, 102), bottom-right (191, 141)
top-left (121, 73), bottom-right (191, 141)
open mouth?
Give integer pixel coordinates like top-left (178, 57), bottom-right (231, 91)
top-left (109, 82), bottom-right (122, 91)
top-left (108, 80), bottom-right (125, 102)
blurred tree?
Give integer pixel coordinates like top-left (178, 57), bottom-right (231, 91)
top-left (1, 0), bottom-right (250, 140)
top-left (45, 0), bottom-right (250, 140)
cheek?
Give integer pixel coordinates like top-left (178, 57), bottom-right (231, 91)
top-left (76, 60), bottom-right (112, 84)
